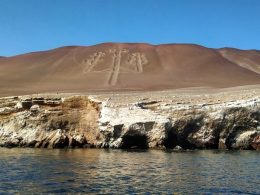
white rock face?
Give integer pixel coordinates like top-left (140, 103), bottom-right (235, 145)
top-left (0, 92), bottom-right (259, 150)
top-left (99, 105), bottom-right (171, 148)
top-left (232, 130), bottom-right (258, 149)
top-left (30, 105), bottom-right (40, 112)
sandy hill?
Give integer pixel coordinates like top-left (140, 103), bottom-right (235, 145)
top-left (0, 43), bottom-right (260, 97)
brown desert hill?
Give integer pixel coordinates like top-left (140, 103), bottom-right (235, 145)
top-left (0, 43), bottom-right (260, 97)
top-left (219, 47), bottom-right (260, 74)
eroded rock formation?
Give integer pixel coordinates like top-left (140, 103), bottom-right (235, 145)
top-left (0, 96), bottom-right (102, 148)
top-left (0, 91), bottom-right (259, 150)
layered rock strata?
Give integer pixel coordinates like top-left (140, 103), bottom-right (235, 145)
top-left (0, 91), bottom-right (259, 150)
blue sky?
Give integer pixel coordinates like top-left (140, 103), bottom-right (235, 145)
top-left (0, 0), bottom-right (260, 56)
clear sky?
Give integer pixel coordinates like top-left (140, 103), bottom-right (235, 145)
top-left (0, 0), bottom-right (260, 56)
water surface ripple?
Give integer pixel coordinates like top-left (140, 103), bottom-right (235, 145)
top-left (0, 148), bottom-right (259, 194)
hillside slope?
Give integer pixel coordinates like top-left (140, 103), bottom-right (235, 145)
top-left (0, 43), bottom-right (260, 96)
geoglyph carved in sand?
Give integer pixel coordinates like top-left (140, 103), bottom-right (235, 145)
top-left (126, 52), bottom-right (148, 73)
top-left (82, 52), bottom-right (106, 73)
top-left (106, 48), bottom-right (129, 85)
top-left (81, 49), bottom-right (149, 85)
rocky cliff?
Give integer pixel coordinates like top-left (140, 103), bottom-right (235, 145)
top-left (0, 89), bottom-right (259, 150)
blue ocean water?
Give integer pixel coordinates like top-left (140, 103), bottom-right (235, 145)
top-left (0, 148), bottom-right (259, 194)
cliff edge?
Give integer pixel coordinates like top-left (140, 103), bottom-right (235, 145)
top-left (1, 87), bottom-right (259, 150)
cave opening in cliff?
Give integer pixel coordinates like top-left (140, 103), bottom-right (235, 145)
top-left (121, 134), bottom-right (148, 149)
top-left (163, 130), bottom-right (177, 149)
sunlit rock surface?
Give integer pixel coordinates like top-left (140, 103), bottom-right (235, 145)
top-left (0, 88), bottom-right (259, 150)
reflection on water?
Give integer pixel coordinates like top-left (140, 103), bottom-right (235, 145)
top-left (0, 148), bottom-right (259, 194)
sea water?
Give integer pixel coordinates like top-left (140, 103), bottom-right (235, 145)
top-left (0, 148), bottom-right (259, 194)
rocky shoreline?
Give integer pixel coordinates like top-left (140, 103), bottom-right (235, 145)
top-left (0, 89), bottom-right (259, 150)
